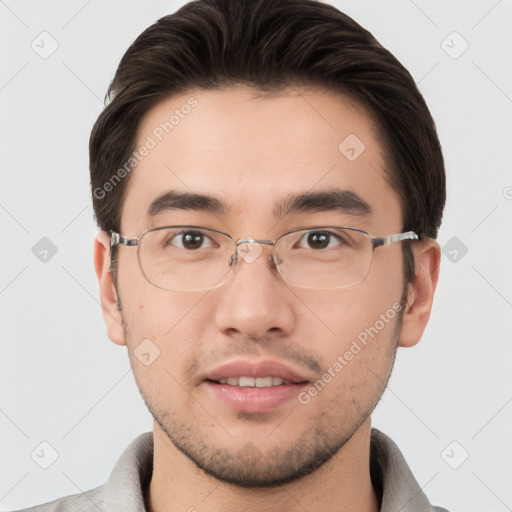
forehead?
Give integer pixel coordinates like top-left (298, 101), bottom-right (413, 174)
top-left (120, 86), bottom-right (402, 234)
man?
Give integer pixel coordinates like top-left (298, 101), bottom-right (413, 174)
top-left (16, 0), bottom-right (448, 510)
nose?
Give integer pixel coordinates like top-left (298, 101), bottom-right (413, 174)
top-left (214, 241), bottom-right (296, 339)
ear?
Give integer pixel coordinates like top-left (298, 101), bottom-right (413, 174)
top-left (398, 239), bottom-right (441, 348)
top-left (93, 231), bottom-right (126, 346)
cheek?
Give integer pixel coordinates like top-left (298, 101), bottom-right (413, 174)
top-left (291, 269), bottom-right (403, 343)
top-left (354, 247), bottom-right (405, 321)
top-left (124, 286), bottom-right (216, 354)
top-left (294, 292), bottom-right (400, 421)
top-left (290, 282), bottom-right (402, 387)
top-left (124, 297), bottom-right (211, 411)
top-left (117, 243), bottom-right (210, 340)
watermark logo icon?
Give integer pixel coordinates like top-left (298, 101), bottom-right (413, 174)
top-left (441, 31), bottom-right (469, 59)
top-left (441, 441), bottom-right (469, 469)
top-left (32, 237), bottom-right (58, 263)
top-left (31, 441), bottom-right (59, 469)
top-left (236, 441), bottom-right (263, 464)
top-left (442, 236), bottom-right (468, 263)
top-left (134, 338), bottom-right (161, 366)
top-left (338, 134), bottom-right (366, 162)
top-left (31, 31), bottom-right (59, 59)
top-left (237, 241), bottom-right (263, 264)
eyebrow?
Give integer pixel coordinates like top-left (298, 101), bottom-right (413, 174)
top-left (273, 189), bottom-right (372, 219)
top-left (146, 188), bottom-right (371, 220)
top-left (147, 191), bottom-right (229, 218)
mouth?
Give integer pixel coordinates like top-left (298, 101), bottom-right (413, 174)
top-left (207, 376), bottom-right (305, 387)
top-left (201, 359), bottom-right (312, 414)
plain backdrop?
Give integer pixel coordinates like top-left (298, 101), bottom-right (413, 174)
top-left (1, 1), bottom-right (511, 511)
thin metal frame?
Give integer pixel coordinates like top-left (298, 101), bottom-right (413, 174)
top-left (109, 226), bottom-right (419, 290)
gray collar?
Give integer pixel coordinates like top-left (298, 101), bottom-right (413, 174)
top-left (30, 429), bottom-right (447, 511)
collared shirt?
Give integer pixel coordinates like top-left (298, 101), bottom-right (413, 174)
top-left (14, 429), bottom-right (449, 511)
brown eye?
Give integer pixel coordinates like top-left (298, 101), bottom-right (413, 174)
top-left (298, 231), bottom-right (341, 250)
top-left (171, 230), bottom-right (212, 250)
top-left (307, 232), bottom-right (329, 249)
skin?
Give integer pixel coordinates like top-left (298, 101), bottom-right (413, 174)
top-left (94, 86), bottom-right (440, 512)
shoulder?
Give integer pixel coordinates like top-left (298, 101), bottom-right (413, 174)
top-left (9, 484), bottom-right (107, 512)
top-left (370, 428), bottom-right (451, 512)
top-left (9, 432), bottom-right (153, 512)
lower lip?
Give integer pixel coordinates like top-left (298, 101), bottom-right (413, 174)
top-left (204, 381), bottom-right (308, 413)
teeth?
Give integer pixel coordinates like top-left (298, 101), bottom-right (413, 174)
top-left (255, 377), bottom-right (273, 388)
top-left (239, 376), bottom-right (255, 387)
top-left (217, 376), bottom-right (290, 387)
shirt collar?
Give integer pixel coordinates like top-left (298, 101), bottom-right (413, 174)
top-left (100, 429), bottom-right (442, 511)
top-left (370, 429), bottom-right (442, 511)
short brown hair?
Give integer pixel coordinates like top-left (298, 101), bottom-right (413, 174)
top-left (89, 0), bottom-right (446, 283)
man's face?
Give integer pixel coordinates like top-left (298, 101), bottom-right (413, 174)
top-left (112, 86), bottom-right (408, 486)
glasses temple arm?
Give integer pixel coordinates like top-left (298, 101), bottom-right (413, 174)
top-left (110, 231), bottom-right (139, 248)
top-left (372, 231), bottom-right (419, 248)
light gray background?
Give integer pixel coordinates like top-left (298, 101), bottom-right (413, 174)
top-left (1, 1), bottom-right (511, 510)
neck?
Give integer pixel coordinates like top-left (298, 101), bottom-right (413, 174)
top-left (146, 418), bottom-right (379, 512)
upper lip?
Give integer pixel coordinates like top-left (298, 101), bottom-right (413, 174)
top-left (202, 359), bottom-right (312, 383)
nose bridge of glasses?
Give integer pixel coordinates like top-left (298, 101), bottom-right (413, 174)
top-left (231, 238), bottom-right (276, 267)
top-left (235, 238), bottom-right (274, 247)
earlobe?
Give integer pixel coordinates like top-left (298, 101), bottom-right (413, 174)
top-left (93, 231), bottom-right (127, 346)
top-left (398, 239), bottom-right (441, 348)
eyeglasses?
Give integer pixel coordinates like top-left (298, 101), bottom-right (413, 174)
top-left (110, 226), bottom-right (418, 291)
